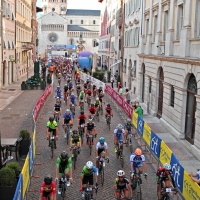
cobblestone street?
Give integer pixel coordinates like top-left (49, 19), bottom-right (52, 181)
top-left (27, 76), bottom-right (157, 200)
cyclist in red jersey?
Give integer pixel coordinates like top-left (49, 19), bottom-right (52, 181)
top-left (88, 104), bottom-right (96, 118)
top-left (78, 111), bottom-right (87, 132)
top-left (39, 175), bottom-right (56, 200)
top-left (105, 104), bottom-right (113, 119)
top-left (85, 89), bottom-right (92, 103)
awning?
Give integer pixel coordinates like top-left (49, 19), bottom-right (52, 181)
top-left (110, 60), bottom-right (121, 67)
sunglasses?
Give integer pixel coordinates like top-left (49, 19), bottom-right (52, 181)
top-left (118, 176), bottom-right (124, 178)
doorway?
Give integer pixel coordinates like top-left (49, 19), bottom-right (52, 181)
top-left (185, 74), bottom-right (197, 144)
top-left (128, 59), bottom-right (132, 90)
top-left (157, 67), bottom-right (164, 118)
top-left (141, 63), bottom-right (145, 102)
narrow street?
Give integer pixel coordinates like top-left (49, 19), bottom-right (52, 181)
top-left (27, 75), bottom-right (157, 200)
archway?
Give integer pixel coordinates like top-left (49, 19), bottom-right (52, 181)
top-left (141, 63), bottom-right (145, 102)
top-left (185, 73), bottom-right (197, 144)
top-left (128, 59), bottom-right (132, 90)
top-left (157, 67), bottom-right (164, 118)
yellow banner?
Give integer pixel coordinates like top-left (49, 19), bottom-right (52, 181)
top-left (183, 170), bottom-right (200, 200)
top-left (132, 111), bottom-right (138, 129)
top-left (142, 122), bottom-right (151, 146)
top-left (22, 156), bottom-right (29, 198)
top-left (32, 130), bottom-right (36, 158)
top-left (159, 141), bottom-right (172, 165)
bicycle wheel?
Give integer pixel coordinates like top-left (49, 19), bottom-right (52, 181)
top-left (66, 127), bottom-right (70, 145)
top-left (51, 140), bottom-right (54, 159)
top-left (162, 194), bottom-right (170, 200)
top-left (73, 151), bottom-right (77, 169)
top-left (61, 183), bottom-right (65, 200)
top-left (80, 130), bottom-right (84, 144)
top-left (107, 117), bottom-right (110, 130)
top-left (119, 153), bottom-right (124, 168)
top-left (100, 167), bottom-right (104, 186)
top-left (89, 138), bottom-right (92, 155)
top-left (135, 180), bottom-right (142, 200)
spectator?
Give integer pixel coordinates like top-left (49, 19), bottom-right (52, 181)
top-left (119, 86), bottom-right (123, 96)
top-left (135, 101), bottom-right (143, 118)
top-left (131, 101), bottom-right (137, 110)
top-left (117, 82), bottom-right (122, 92)
top-left (189, 171), bottom-right (200, 185)
top-left (83, 66), bottom-right (88, 73)
top-left (114, 70), bottom-right (119, 80)
top-left (123, 89), bottom-right (131, 104)
top-left (110, 76), bottom-right (114, 88)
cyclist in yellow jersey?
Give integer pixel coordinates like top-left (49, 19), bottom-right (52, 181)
top-left (94, 97), bottom-right (101, 111)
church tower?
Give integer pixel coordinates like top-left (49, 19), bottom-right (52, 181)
top-left (42, 0), bottom-right (67, 15)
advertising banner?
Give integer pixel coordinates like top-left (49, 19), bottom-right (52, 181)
top-left (143, 122), bottom-right (151, 146)
top-left (104, 84), bottom-right (133, 119)
top-left (159, 141), bottom-right (172, 165)
top-left (170, 153), bottom-right (184, 192)
top-left (21, 156), bottom-right (29, 198)
top-left (32, 130), bottom-right (36, 157)
top-left (29, 142), bottom-right (34, 175)
top-left (13, 174), bottom-right (22, 200)
top-left (137, 116), bottom-right (144, 136)
top-left (132, 111), bottom-right (138, 129)
top-left (150, 131), bottom-right (162, 158)
top-left (183, 170), bottom-right (200, 199)
top-left (33, 84), bottom-right (52, 121)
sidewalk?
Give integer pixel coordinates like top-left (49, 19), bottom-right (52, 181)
top-left (107, 82), bottom-right (200, 173)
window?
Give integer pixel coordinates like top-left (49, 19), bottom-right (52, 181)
top-left (70, 39), bottom-right (73, 45)
top-left (149, 78), bottom-right (152, 93)
top-left (93, 40), bottom-right (97, 47)
top-left (196, 0), bottom-right (200, 37)
top-left (119, 39), bottom-right (121, 50)
top-left (170, 86), bottom-right (175, 107)
top-left (93, 20), bottom-right (95, 24)
top-left (177, 4), bottom-right (183, 40)
top-left (81, 20), bottom-right (83, 24)
top-left (163, 11), bottom-right (168, 41)
top-left (153, 15), bottom-right (157, 42)
top-left (146, 19), bottom-right (149, 37)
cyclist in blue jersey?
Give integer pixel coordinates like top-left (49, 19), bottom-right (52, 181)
top-left (114, 124), bottom-right (125, 152)
top-left (62, 109), bottom-right (74, 134)
top-left (69, 92), bottom-right (77, 106)
top-left (130, 148), bottom-right (147, 177)
top-left (124, 118), bottom-right (135, 142)
top-left (68, 80), bottom-right (74, 91)
top-left (55, 85), bottom-right (62, 98)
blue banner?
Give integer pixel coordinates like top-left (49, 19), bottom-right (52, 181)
top-left (150, 131), bottom-right (162, 158)
top-left (170, 153), bottom-right (184, 192)
top-left (13, 174), bottom-right (22, 200)
top-left (137, 116), bottom-right (144, 136)
top-left (29, 142), bottom-right (34, 175)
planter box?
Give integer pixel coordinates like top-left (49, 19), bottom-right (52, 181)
top-left (19, 139), bottom-right (30, 156)
top-left (0, 182), bottom-right (17, 200)
top-left (21, 83), bottom-right (27, 90)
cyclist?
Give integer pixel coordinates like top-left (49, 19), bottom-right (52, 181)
top-left (68, 80), bottom-right (74, 92)
top-left (95, 137), bottom-right (109, 170)
top-left (79, 90), bottom-right (85, 102)
top-left (53, 101), bottom-right (62, 121)
top-left (63, 84), bottom-right (69, 103)
top-left (130, 148), bottom-right (147, 178)
top-left (85, 88), bottom-right (92, 102)
top-left (92, 84), bottom-right (97, 97)
top-left (114, 124), bottom-right (125, 152)
top-left (46, 117), bottom-right (58, 149)
top-left (105, 103), bottom-right (113, 121)
top-left (76, 80), bottom-right (81, 92)
top-left (69, 92), bottom-right (77, 106)
top-left (97, 86), bottom-right (103, 96)
top-left (156, 163), bottom-right (176, 200)
top-left (55, 151), bottom-right (73, 194)
top-left (88, 104), bottom-right (96, 118)
top-left (39, 175), bottom-right (56, 200)
top-left (62, 109), bottom-right (74, 135)
top-left (78, 111), bottom-right (87, 133)
top-left (114, 170), bottom-right (132, 200)
top-left (98, 91), bottom-right (104, 108)
top-left (70, 130), bottom-right (81, 158)
top-left (124, 118), bottom-right (135, 142)
top-left (80, 161), bottom-right (98, 200)
top-left (94, 97), bottom-right (101, 112)
top-left (55, 85), bottom-right (62, 99)
top-left (85, 119), bottom-right (96, 145)
top-left (58, 72), bottom-right (62, 85)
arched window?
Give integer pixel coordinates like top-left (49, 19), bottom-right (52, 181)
top-left (81, 20), bottom-right (83, 24)
top-left (70, 38), bottom-right (74, 45)
top-left (92, 40), bottom-right (97, 47)
top-left (70, 20), bottom-right (72, 24)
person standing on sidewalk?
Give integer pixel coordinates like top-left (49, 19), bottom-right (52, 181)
top-left (110, 76), bottom-right (114, 88)
top-left (135, 101), bottom-right (143, 118)
top-left (123, 89), bottom-right (131, 104)
top-left (118, 82), bottom-right (122, 92)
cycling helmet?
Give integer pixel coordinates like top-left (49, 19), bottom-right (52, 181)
top-left (91, 104), bottom-right (94, 107)
top-left (164, 163), bottom-right (171, 171)
top-left (60, 151), bottom-right (68, 160)
top-left (117, 124), bottom-right (123, 130)
top-left (86, 161), bottom-right (93, 169)
top-left (96, 97), bottom-right (99, 100)
top-left (135, 148), bottom-right (142, 156)
top-left (99, 137), bottom-right (105, 144)
top-left (44, 175), bottom-right (52, 185)
top-left (71, 92), bottom-right (74, 96)
top-left (66, 109), bottom-right (70, 113)
top-left (88, 119), bottom-right (93, 123)
top-left (107, 104), bottom-right (110, 106)
top-left (65, 84), bottom-right (67, 86)
top-left (57, 86), bottom-right (60, 88)
top-left (127, 118), bottom-right (132, 123)
top-left (73, 130), bottom-right (78, 134)
top-left (81, 90), bottom-right (84, 94)
top-left (117, 170), bottom-right (125, 176)
top-left (49, 117), bottom-right (54, 121)
top-left (80, 111), bottom-right (84, 115)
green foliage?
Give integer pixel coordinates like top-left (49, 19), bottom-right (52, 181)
top-left (107, 71), bottom-right (111, 82)
top-left (0, 167), bottom-right (16, 186)
top-left (92, 70), bottom-right (105, 81)
top-left (6, 162), bottom-right (20, 176)
top-left (19, 130), bottom-right (30, 139)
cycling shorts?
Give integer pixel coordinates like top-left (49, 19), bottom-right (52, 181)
top-left (48, 128), bottom-right (56, 136)
top-left (82, 174), bottom-right (94, 185)
top-left (133, 162), bottom-right (143, 169)
top-left (116, 134), bottom-right (123, 142)
top-left (116, 188), bottom-right (128, 194)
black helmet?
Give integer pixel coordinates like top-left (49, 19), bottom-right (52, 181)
top-left (73, 130), bottom-right (78, 134)
top-left (80, 111), bottom-right (84, 115)
top-left (107, 104), bottom-right (110, 106)
top-left (60, 151), bottom-right (68, 160)
top-left (44, 175), bottom-right (52, 185)
top-left (49, 117), bottom-right (54, 121)
top-left (91, 104), bottom-right (94, 107)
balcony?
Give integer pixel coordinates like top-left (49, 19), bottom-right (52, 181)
top-left (21, 42), bottom-right (35, 50)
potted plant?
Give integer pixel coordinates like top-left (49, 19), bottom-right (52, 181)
top-left (0, 167), bottom-right (17, 200)
top-left (21, 81), bottom-right (27, 90)
top-left (40, 78), bottom-right (46, 90)
top-left (19, 130), bottom-right (31, 156)
top-left (6, 162), bottom-right (20, 181)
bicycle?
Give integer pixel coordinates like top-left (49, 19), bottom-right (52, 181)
top-left (77, 89), bottom-right (81, 97)
top-left (95, 107), bottom-right (100, 122)
top-left (82, 183), bottom-right (98, 200)
top-left (98, 157), bottom-right (109, 186)
top-left (54, 111), bottom-right (59, 122)
top-left (58, 78), bottom-right (61, 86)
top-left (87, 96), bottom-right (92, 107)
top-left (106, 114), bottom-right (111, 130)
top-left (126, 131), bottom-right (134, 153)
top-left (115, 141), bottom-right (125, 168)
top-left (63, 124), bottom-right (71, 145)
top-left (49, 131), bottom-right (56, 159)
top-left (70, 145), bottom-right (79, 169)
top-left (88, 131), bottom-right (94, 155)
top-left (79, 124), bottom-right (85, 145)
top-left (161, 188), bottom-right (177, 200)
top-left (58, 176), bottom-right (71, 200)
top-left (70, 104), bottom-right (75, 116)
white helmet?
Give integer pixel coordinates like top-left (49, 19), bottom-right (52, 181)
top-left (117, 170), bottom-right (125, 176)
top-left (86, 161), bottom-right (93, 169)
top-left (117, 124), bottom-right (123, 130)
top-left (96, 97), bottom-right (99, 100)
top-left (163, 163), bottom-right (171, 170)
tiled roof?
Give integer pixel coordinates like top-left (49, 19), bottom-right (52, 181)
top-left (66, 9), bottom-right (100, 16)
top-left (68, 25), bottom-right (99, 32)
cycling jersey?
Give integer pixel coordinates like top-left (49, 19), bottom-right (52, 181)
top-left (71, 135), bottom-right (80, 144)
top-left (86, 90), bottom-right (92, 96)
top-left (124, 123), bottom-right (134, 131)
top-left (69, 95), bottom-right (76, 104)
top-left (94, 100), bottom-right (101, 107)
top-left (40, 181), bottom-right (56, 194)
top-left (130, 153), bottom-right (145, 169)
top-left (86, 122), bottom-right (96, 131)
top-left (68, 82), bottom-right (73, 89)
top-left (56, 156), bottom-right (72, 174)
top-left (105, 106), bottom-right (112, 114)
top-left (76, 84), bottom-right (81, 90)
top-left (81, 166), bottom-right (97, 177)
top-left (79, 93), bottom-right (85, 100)
top-left (114, 177), bottom-right (129, 190)
top-left (54, 104), bottom-right (61, 111)
top-left (88, 107), bottom-right (96, 114)
top-left (64, 86), bottom-right (68, 93)
top-left (63, 112), bottom-right (73, 123)
top-left (55, 89), bottom-right (62, 97)
top-left (96, 142), bottom-right (108, 155)
top-left (46, 121), bottom-right (57, 129)
top-left (114, 128), bottom-right (125, 141)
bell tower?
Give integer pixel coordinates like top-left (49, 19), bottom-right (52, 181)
top-left (46, 0), bottom-right (67, 14)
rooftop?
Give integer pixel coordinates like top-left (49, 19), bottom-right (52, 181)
top-left (68, 25), bottom-right (99, 32)
top-left (66, 9), bottom-right (100, 16)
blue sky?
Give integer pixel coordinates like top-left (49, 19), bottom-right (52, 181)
top-left (37, 0), bottom-right (101, 10)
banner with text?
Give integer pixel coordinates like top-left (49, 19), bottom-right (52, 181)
top-left (29, 142), bottom-right (34, 175)
top-left (21, 156), bottom-right (29, 198)
top-left (150, 131), bottom-right (162, 158)
top-left (143, 122), bottom-right (151, 146)
top-left (33, 84), bottom-right (52, 121)
top-left (104, 84), bottom-right (133, 119)
top-left (137, 116), bottom-right (144, 136)
top-left (159, 141), bottom-right (172, 165)
top-left (132, 111), bottom-right (138, 129)
top-left (13, 173), bottom-right (22, 200)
